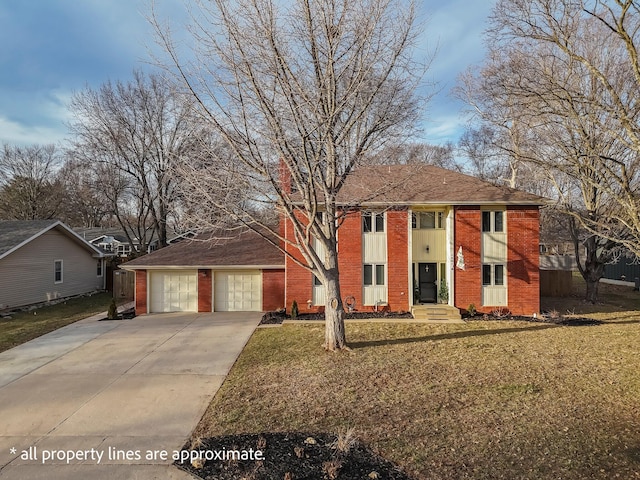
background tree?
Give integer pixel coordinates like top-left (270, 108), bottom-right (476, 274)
top-left (68, 70), bottom-right (205, 253)
top-left (153, 0), bottom-right (428, 350)
top-left (0, 144), bottom-right (64, 220)
top-left (57, 158), bottom-right (112, 227)
top-left (488, 0), bottom-right (640, 257)
top-left (458, 0), bottom-right (640, 302)
top-left (368, 141), bottom-right (461, 170)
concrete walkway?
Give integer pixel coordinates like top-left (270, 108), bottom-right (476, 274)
top-left (0, 311), bottom-right (261, 479)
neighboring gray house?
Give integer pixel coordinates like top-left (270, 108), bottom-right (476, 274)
top-left (0, 220), bottom-right (110, 311)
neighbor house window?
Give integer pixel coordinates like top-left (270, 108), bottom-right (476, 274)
top-left (54, 260), bottom-right (63, 284)
top-left (482, 264), bottom-right (505, 286)
top-left (412, 211), bottom-right (444, 229)
top-left (482, 211), bottom-right (504, 233)
top-left (97, 260), bottom-right (103, 277)
top-left (363, 212), bottom-right (384, 233)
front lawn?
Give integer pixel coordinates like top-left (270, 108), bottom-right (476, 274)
top-left (0, 292), bottom-right (113, 353)
top-left (194, 309), bottom-right (640, 479)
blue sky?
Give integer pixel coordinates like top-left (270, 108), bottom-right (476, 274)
top-left (0, 0), bottom-right (494, 147)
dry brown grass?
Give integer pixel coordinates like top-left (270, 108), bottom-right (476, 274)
top-left (195, 282), bottom-right (640, 479)
top-left (0, 293), bottom-right (113, 353)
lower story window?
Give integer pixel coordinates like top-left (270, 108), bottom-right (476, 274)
top-left (482, 264), bottom-right (506, 306)
top-left (312, 274), bottom-right (325, 306)
top-left (363, 264), bottom-right (387, 305)
top-left (482, 264), bottom-right (504, 286)
top-left (363, 264), bottom-right (385, 286)
top-left (97, 260), bottom-right (103, 277)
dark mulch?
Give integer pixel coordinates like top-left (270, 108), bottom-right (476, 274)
top-left (260, 311), bottom-right (413, 325)
top-left (467, 313), bottom-right (603, 326)
top-left (175, 432), bottom-right (414, 480)
top-left (98, 307), bottom-right (136, 321)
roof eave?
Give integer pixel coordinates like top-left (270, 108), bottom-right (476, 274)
top-left (121, 264), bottom-right (285, 270)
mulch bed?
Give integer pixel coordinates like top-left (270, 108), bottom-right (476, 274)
top-left (98, 307), bottom-right (136, 321)
top-left (467, 313), bottom-right (602, 326)
top-left (175, 432), bottom-right (414, 480)
top-left (261, 311), bottom-right (413, 325)
top-left (261, 310), bottom-right (601, 326)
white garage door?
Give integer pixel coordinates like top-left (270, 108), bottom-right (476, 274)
top-left (149, 270), bottom-right (198, 313)
top-left (214, 271), bottom-right (262, 311)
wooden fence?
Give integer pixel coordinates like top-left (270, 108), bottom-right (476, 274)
top-left (112, 269), bottom-right (135, 302)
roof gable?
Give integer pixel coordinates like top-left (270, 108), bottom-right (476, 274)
top-left (0, 220), bottom-right (107, 261)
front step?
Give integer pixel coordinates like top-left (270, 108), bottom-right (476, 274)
top-left (411, 304), bottom-right (464, 322)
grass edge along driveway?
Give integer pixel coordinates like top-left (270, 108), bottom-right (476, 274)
top-left (0, 292), bottom-right (113, 353)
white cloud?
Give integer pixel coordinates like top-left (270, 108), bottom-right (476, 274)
top-left (0, 115), bottom-right (67, 146)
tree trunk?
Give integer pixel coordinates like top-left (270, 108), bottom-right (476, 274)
top-left (585, 277), bottom-right (599, 304)
top-left (323, 272), bottom-right (346, 351)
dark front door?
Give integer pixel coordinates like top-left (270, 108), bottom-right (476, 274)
top-left (419, 263), bottom-right (437, 303)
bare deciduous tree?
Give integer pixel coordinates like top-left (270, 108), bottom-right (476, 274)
top-left (0, 144), bottom-right (64, 220)
top-left (488, 0), bottom-right (640, 257)
top-left (458, 0), bottom-right (640, 302)
top-left (153, 0), bottom-right (428, 350)
top-left (68, 70), bottom-right (206, 253)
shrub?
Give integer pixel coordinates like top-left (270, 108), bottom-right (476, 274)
top-left (107, 298), bottom-right (118, 320)
top-left (291, 300), bottom-right (299, 319)
top-left (438, 279), bottom-right (449, 303)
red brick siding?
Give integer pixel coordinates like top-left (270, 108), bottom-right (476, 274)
top-left (386, 210), bottom-right (410, 311)
top-left (284, 209), bottom-right (363, 313)
top-left (506, 206), bottom-right (540, 315)
top-left (135, 269), bottom-right (147, 315)
top-left (262, 269), bottom-right (285, 311)
top-left (453, 206), bottom-right (540, 315)
top-left (284, 213), bottom-right (315, 313)
top-left (336, 210), bottom-right (363, 310)
top-left (198, 269), bottom-right (212, 312)
top-left (454, 207), bottom-right (482, 312)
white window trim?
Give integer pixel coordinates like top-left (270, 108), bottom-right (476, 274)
top-left (481, 209), bottom-right (506, 234)
top-left (363, 211), bottom-right (386, 234)
top-left (412, 210), bottom-right (445, 230)
top-left (482, 263), bottom-right (506, 286)
top-left (363, 263), bottom-right (388, 306)
top-left (97, 259), bottom-right (103, 277)
top-left (54, 259), bottom-right (63, 284)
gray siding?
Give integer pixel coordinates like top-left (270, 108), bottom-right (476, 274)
top-left (0, 230), bottom-right (103, 310)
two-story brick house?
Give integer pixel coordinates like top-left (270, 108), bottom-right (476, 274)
top-left (124, 164), bottom-right (543, 317)
top-left (284, 164), bottom-right (543, 317)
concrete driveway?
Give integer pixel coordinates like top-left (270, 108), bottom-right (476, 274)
top-left (0, 311), bottom-right (261, 479)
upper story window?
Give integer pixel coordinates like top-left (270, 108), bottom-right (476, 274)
top-left (482, 210), bottom-right (504, 233)
top-left (363, 212), bottom-right (384, 233)
top-left (54, 260), bottom-right (63, 284)
top-left (412, 211), bottom-right (444, 229)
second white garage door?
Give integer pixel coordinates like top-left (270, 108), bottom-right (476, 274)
top-left (214, 271), bottom-right (262, 311)
top-left (149, 270), bottom-right (198, 313)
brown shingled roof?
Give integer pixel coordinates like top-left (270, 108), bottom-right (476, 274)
top-left (121, 227), bottom-right (284, 269)
top-left (331, 165), bottom-right (545, 205)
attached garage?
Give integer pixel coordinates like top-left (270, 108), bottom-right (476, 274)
top-left (123, 228), bottom-right (285, 315)
top-left (149, 270), bottom-right (198, 313)
top-left (214, 270), bottom-right (262, 311)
